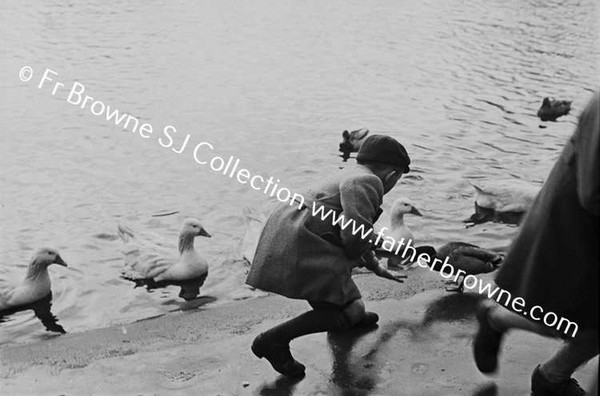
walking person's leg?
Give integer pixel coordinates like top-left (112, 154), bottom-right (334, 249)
top-left (531, 329), bottom-right (598, 396)
top-left (474, 299), bottom-right (598, 395)
top-left (474, 299), bottom-right (559, 374)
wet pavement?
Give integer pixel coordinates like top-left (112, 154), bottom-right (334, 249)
top-left (2, 289), bottom-right (597, 395)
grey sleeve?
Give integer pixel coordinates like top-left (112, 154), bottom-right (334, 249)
top-left (338, 174), bottom-right (384, 258)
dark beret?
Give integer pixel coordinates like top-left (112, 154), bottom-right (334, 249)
top-left (356, 134), bottom-right (411, 173)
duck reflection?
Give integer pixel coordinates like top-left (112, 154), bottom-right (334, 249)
top-left (256, 293), bottom-right (494, 395)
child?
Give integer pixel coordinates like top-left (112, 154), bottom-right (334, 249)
top-left (246, 134), bottom-right (411, 377)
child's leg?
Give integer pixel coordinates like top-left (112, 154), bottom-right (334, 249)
top-left (337, 299), bottom-right (379, 329)
top-left (252, 298), bottom-right (377, 376)
top-left (264, 299), bottom-right (370, 343)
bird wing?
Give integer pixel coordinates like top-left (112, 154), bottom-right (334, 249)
top-left (155, 254), bottom-right (208, 282)
top-left (471, 183), bottom-right (501, 210)
top-left (449, 246), bottom-right (503, 274)
top-left (446, 254), bottom-right (493, 275)
top-left (457, 246), bottom-right (501, 261)
top-left (350, 128), bottom-right (369, 140)
top-left (0, 280), bottom-right (17, 311)
top-left (550, 99), bottom-right (572, 109)
top-left (118, 223), bottom-right (176, 281)
top-left (471, 181), bottom-right (539, 212)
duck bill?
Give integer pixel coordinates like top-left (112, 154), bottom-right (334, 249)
top-left (54, 255), bottom-right (68, 267)
top-left (199, 228), bottom-right (211, 238)
top-left (410, 207), bottom-right (423, 216)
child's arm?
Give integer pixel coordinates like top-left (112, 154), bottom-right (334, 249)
top-left (338, 174), bottom-right (384, 258)
top-left (361, 251), bottom-right (407, 283)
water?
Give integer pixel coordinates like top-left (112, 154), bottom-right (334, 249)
top-left (0, 0), bottom-right (597, 346)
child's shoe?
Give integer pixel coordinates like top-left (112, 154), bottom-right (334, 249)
top-left (251, 333), bottom-right (306, 377)
top-left (356, 311), bottom-right (379, 328)
top-left (531, 365), bottom-right (586, 396)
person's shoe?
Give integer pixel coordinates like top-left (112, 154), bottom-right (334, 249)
top-left (355, 311), bottom-right (379, 328)
top-left (531, 365), bottom-right (586, 396)
top-left (251, 333), bottom-right (306, 377)
top-left (473, 300), bottom-right (505, 374)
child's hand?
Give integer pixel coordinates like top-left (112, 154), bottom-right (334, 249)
top-left (372, 264), bottom-right (408, 283)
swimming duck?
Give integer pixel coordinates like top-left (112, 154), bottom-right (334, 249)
top-left (118, 218), bottom-right (211, 301)
top-left (537, 97), bottom-right (572, 121)
top-left (465, 181), bottom-right (539, 225)
top-left (386, 198), bottom-right (422, 267)
top-left (428, 242), bottom-right (503, 292)
top-left (0, 248), bottom-right (67, 333)
top-left (339, 128), bottom-right (369, 161)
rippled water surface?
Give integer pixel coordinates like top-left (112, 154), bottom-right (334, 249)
top-left (0, 0), bottom-right (598, 345)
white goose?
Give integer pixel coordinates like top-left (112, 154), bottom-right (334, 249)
top-left (118, 218), bottom-right (211, 301)
top-left (386, 198), bottom-right (422, 267)
top-left (0, 248), bottom-right (67, 333)
top-left (466, 181), bottom-right (540, 225)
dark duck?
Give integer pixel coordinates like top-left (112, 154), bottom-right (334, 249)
top-left (537, 97), bottom-right (571, 122)
top-left (339, 128), bottom-right (369, 161)
top-left (422, 242), bottom-right (503, 293)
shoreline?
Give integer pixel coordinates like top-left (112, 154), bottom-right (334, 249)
top-left (1, 270), bottom-right (597, 395)
top-left (1, 269), bottom-right (443, 372)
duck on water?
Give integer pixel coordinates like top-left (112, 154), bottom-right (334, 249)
top-left (465, 181), bottom-right (539, 226)
top-left (339, 128), bottom-right (369, 161)
top-left (0, 248), bottom-right (68, 333)
top-left (537, 97), bottom-right (572, 122)
top-left (119, 218), bottom-right (211, 301)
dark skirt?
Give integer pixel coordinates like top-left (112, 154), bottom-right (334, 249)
top-left (495, 142), bottom-right (599, 331)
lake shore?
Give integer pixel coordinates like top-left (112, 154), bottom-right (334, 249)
top-left (1, 269), bottom-right (597, 395)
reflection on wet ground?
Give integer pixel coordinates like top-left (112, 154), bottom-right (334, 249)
top-left (320, 293), bottom-right (485, 395)
top-left (472, 382), bottom-right (499, 396)
top-left (327, 325), bottom-right (380, 395)
top-left (252, 291), bottom-right (595, 395)
top-left (257, 375), bottom-right (305, 396)
top-left (2, 289), bottom-right (597, 395)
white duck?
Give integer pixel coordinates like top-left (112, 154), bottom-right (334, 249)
top-left (466, 181), bottom-right (540, 225)
top-left (118, 218), bottom-right (211, 301)
top-left (386, 198), bottom-right (422, 267)
top-left (0, 248), bottom-right (67, 333)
